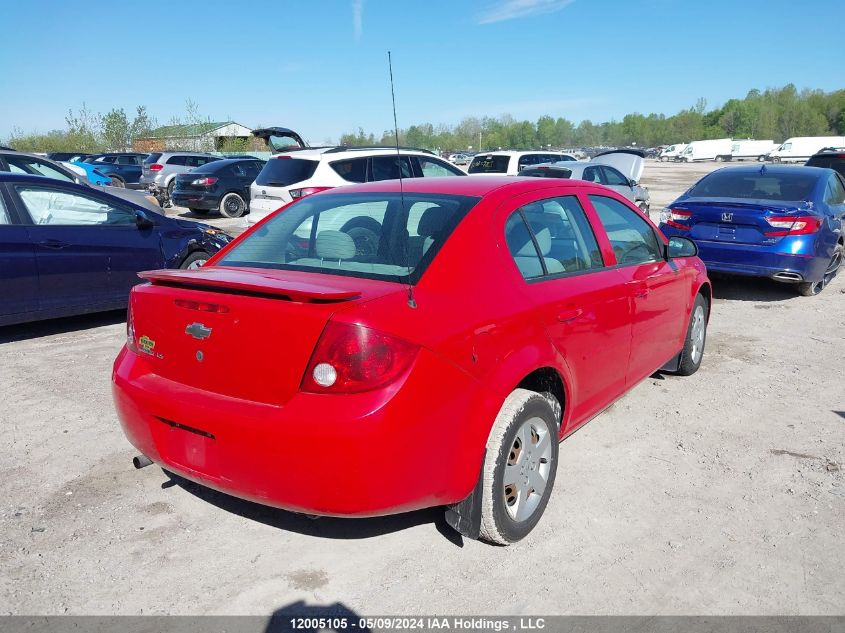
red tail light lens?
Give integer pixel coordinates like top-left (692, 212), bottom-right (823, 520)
top-left (764, 215), bottom-right (822, 237)
top-left (666, 208), bottom-right (692, 230)
top-left (290, 186), bottom-right (333, 200)
top-left (149, 163), bottom-right (163, 171)
top-left (301, 322), bottom-right (419, 394)
top-left (190, 177), bottom-right (218, 186)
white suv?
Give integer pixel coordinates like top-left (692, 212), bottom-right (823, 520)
top-left (467, 150), bottom-right (576, 176)
top-left (248, 147), bottom-right (465, 224)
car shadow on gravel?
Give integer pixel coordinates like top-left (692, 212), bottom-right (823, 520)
top-left (164, 470), bottom-right (466, 546)
top-left (0, 309), bottom-right (126, 344)
top-left (710, 274), bottom-right (797, 302)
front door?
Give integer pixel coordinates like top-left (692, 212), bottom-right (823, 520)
top-left (0, 188), bottom-right (39, 320)
top-left (587, 194), bottom-right (688, 383)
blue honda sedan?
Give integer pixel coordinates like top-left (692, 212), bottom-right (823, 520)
top-left (0, 173), bottom-right (232, 327)
top-left (659, 165), bottom-right (845, 296)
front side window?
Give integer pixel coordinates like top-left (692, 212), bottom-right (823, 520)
top-left (506, 196), bottom-right (604, 280)
top-left (5, 156), bottom-right (74, 182)
top-left (0, 193), bottom-right (9, 224)
top-left (116, 155), bottom-right (135, 165)
top-left (517, 154), bottom-right (540, 171)
top-left (825, 174), bottom-right (845, 205)
top-left (581, 166), bottom-right (602, 183)
top-left (16, 186), bottom-right (137, 226)
top-left (601, 166), bottom-right (629, 187)
top-left (219, 192), bottom-right (478, 283)
top-left (589, 195), bottom-right (662, 266)
top-left (418, 157), bottom-right (463, 177)
top-left (96, 156), bottom-right (116, 163)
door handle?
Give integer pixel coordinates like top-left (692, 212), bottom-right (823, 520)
top-left (37, 239), bottom-right (71, 250)
top-left (557, 308), bottom-right (583, 323)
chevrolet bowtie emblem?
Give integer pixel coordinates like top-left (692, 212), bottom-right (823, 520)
top-left (185, 322), bottom-right (212, 340)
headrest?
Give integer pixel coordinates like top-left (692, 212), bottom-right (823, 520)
top-left (418, 205), bottom-right (449, 237)
top-left (316, 230), bottom-right (355, 260)
top-left (531, 227), bottom-right (552, 255)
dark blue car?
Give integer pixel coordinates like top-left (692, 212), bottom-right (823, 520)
top-left (82, 153), bottom-right (147, 189)
top-left (660, 165), bottom-right (845, 296)
top-left (0, 173), bottom-right (232, 326)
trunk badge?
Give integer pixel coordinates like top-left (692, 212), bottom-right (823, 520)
top-left (721, 212), bottom-right (733, 222)
top-left (185, 322), bottom-right (212, 340)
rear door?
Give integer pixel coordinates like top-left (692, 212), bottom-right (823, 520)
top-left (599, 166), bottom-right (637, 203)
top-left (0, 186), bottom-right (39, 321)
top-left (587, 194), bottom-right (688, 382)
top-left (12, 183), bottom-right (164, 309)
top-left (368, 156), bottom-right (413, 182)
top-left (502, 192), bottom-right (632, 428)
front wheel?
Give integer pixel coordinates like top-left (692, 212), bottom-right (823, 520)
top-left (219, 192), bottom-right (247, 218)
top-left (675, 294), bottom-right (708, 376)
top-left (797, 244), bottom-right (843, 296)
top-left (179, 250), bottom-right (210, 270)
top-left (479, 389), bottom-right (559, 545)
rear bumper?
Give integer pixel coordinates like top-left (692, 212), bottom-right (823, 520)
top-left (660, 228), bottom-right (827, 282)
top-left (112, 346), bottom-right (489, 517)
top-left (170, 191), bottom-right (220, 210)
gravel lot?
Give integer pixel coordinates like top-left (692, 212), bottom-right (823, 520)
top-left (1, 160), bottom-right (843, 616)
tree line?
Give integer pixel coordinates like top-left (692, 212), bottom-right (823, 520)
top-left (341, 85), bottom-right (845, 152)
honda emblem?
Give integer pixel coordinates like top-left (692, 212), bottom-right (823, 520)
top-left (721, 212), bottom-right (733, 222)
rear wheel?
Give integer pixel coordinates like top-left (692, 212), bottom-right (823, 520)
top-left (479, 389), bottom-right (559, 545)
top-left (675, 294), bottom-right (708, 376)
top-left (219, 192), bottom-right (247, 218)
top-left (165, 180), bottom-right (176, 206)
top-left (797, 244), bottom-right (843, 296)
top-left (179, 250), bottom-right (210, 270)
top-left (109, 175), bottom-right (125, 188)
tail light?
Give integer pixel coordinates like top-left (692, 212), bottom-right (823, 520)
top-left (290, 186), bottom-right (333, 200)
top-left (126, 302), bottom-right (137, 352)
top-left (148, 163), bottom-right (163, 172)
top-left (764, 215), bottom-right (822, 237)
top-left (191, 177), bottom-right (218, 186)
top-left (301, 322), bottom-right (419, 394)
top-left (665, 208), bottom-right (692, 230)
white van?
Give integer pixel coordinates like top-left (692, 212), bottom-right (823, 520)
top-left (678, 138), bottom-right (733, 162)
top-left (767, 136), bottom-right (845, 163)
top-left (730, 140), bottom-right (778, 161)
top-left (658, 143), bottom-right (687, 162)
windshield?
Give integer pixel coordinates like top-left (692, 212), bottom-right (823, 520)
top-left (468, 155), bottom-right (510, 174)
top-left (688, 170), bottom-right (818, 201)
top-left (219, 192), bottom-right (479, 283)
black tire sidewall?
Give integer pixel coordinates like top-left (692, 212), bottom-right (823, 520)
top-left (677, 294), bottom-right (708, 375)
top-left (490, 397), bottom-right (559, 543)
top-left (180, 251), bottom-right (209, 269)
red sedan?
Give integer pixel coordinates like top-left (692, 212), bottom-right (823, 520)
top-left (113, 176), bottom-right (710, 544)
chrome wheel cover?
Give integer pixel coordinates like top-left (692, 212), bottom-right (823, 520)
top-left (503, 418), bottom-right (552, 522)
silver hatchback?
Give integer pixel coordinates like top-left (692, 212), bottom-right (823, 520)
top-left (140, 152), bottom-right (222, 205)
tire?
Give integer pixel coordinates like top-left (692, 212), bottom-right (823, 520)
top-left (189, 208), bottom-right (209, 215)
top-left (714, 156), bottom-right (723, 162)
top-left (165, 180), bottom-right (176, 206)
top-left (638, 202), bottom-right (650, 218)
top-left (772, 157), bottom-right (781, 163)
top-left (479, 389), bottom-right (559, 545)
top-left (219, 192), bottom-right (247, 218)
top-left (109, 175), bottom-right (125, 188)
top-left (675, 293), bottom-right (708, 376)
top-left (796, 243), bottom-right (843, 296)
top-left (179, 250), bottom-right (210, 270)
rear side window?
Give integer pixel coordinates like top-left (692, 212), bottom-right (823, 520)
top-left (807, 154), bottom-right (845, 177)
top-left (468, 155), bottom-right (510, 174)
top-left (688, 171), bottom-right (818, 201)
top-left (601, 166), bottom-right (629, 186)
top-left (143, 153), bottom-right (162, 164)
top-left (5, 156), bottom-right (74, 182)
top-left (369, 156), bottom-right (413, 181)
top-left (506, 196), bottom-right (604, 280)
top-left (330, 158), bottom-right (367, 183)
top-left (166, 155), bottom-right (187, 166)
top-left (115, 155), bottom-right (135, 165)
top-left (218, 192), bottom-right (478, 283)
top-left (0, 192), bottom-right (9, 224)
top-left (589, 195), bottom-right (662, 266)
top-left (255, 158), bottom-right (319, 187)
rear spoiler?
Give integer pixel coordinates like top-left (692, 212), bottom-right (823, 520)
top-left (139, 267), bottom-right (362, 302)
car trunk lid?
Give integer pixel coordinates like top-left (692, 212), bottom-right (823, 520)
top-left (128, 266), bottom-right (401, 406)
top-left (591, 149), bottom-right (645, 183)
top-left (671, 198), bottom-right (811, 245)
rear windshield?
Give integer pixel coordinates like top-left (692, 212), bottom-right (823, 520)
top-left (254, 158), bottom-right (319, 187)
top-left (143, 153), bottom-right (162, 164)
top-left (806, 154), bottom-right (845, 176)
top-left (218, 192), bottom-right (479, 283)
top-left (522, 167), bottom-right (573, 179)
top-left (468, 155), bottom-right (510, 174)
top-left (688, 170), bottom-right (819, 201)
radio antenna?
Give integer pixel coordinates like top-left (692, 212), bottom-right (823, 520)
top-left (388, 50), bottom-right (416, 309)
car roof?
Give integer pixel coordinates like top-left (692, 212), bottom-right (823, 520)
top-left (471, 150), bottom-right (571, 157)
top-left (317, 176), bottom-right (592, 198)
top-left (268, 147), bottom-right (439, 161)
top-left (709, 165), bottom-right (830, 178)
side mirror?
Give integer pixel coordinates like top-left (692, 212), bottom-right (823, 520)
top-left (135, 210), bottom-right (155, 229)
top-left (667, 235), bottom-right (698, 258)
top-left (628, 178), bottom-right (638, 188)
